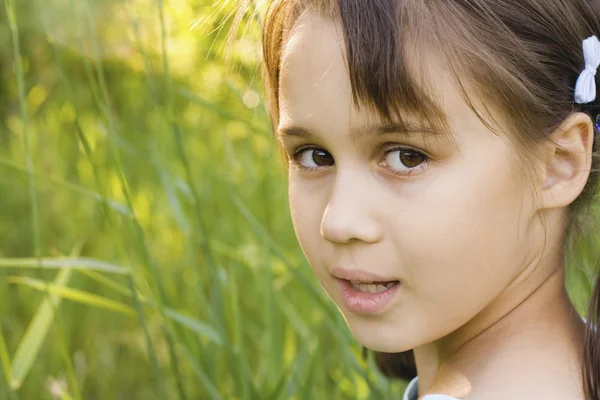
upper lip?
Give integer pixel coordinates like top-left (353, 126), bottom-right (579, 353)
top-left (332, 268), bottom-right (400, 284)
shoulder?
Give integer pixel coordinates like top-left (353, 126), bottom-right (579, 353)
top-left (404, 370), bottom-right (581, 400)
top-left (404, 377), bottom-right (461, 400)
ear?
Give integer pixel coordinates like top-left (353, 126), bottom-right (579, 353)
top-left (538, 112), bottom-right (594, 210)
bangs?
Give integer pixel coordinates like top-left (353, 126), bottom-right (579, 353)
top-left (329, 0), bottom-right (574, 148)
top-left (334, 0), bottom-right (454, 143)
top-left (262, 0), bottom-right (556, 152)
top-left (263, 0), bottom-right (462, 149)
top-left (332, 0), bottom-right (525, 151)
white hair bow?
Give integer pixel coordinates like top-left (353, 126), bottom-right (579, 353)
top-left (574, 35), bottom-right (600, 104)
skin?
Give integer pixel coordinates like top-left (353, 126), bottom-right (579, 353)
top-left (276, 11), bottom-right (593, 400)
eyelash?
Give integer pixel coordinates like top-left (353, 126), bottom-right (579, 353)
top-left (289, 144), bottom-right (430, 177)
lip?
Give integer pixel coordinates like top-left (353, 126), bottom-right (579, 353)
top-left (332, 268), bottom-right (401, 315)
top-left (336, 279), bottom-right (401, 315)
top-left (332, 268), bottom-right (399, 284)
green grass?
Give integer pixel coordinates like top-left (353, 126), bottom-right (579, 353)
top-left (0, 0), bottom-right (595, 399)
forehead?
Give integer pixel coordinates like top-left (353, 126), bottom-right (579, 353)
top-left (278, 12), bottom-right (353, 129)
top-left (278, 11), bottom-right (486, 142)
top-left (280, 11), bottom-right (343, 74)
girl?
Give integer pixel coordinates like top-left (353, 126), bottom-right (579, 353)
top-left (260, 0), bottom-right (600, 398)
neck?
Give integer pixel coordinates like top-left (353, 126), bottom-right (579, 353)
top-left (412, 251), bottom-right (584, 398)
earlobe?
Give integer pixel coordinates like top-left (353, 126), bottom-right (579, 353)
top-left (539, 112), bottom-right (594, 210)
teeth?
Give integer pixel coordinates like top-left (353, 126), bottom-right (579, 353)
top-left (351, 282), bottom-right (392, 294)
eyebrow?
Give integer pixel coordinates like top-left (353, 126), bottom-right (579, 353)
top-left (276, 122), bottom-right (444, 141)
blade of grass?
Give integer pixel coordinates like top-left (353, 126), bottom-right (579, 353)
top-left (10, 269), bottom-right (71, 390)
top-left (230, 193), bottom-right (333, 316)
top-left (82, 0), bottom-right (169, 302)
top-left (80, 0), bottom-right (167, 306)
top-left (0, 257), bottom-right (129, 275)
top-left (75, 269), bottom-right (225, 346)
top-left (82, 0), bottom-right (171, 394)
top-left (178, 343), bottom-right (222, 400)
top-left (0, 329), bottom-right (17, 400)
top-left (272, 289), bottom-right (311, 342)
top-left (4, 0), bottom-right (40, 258)
top-left (0, 157), bottom-right (132, 217)
top-left (37, 0), bottom-right (122, 239)
top-left (58, 345), bottom-right (81, 400)
top-left (153, 2), bottom-right (228, 396)
top-left (131, 0), bottom-right (229, 353)
top-left (163, 328), bottom-right (187, 400)
top-left (10, 266), bottom-right (191, 398)
top-left (55, 3), bottom-right (167, 397)
top-left (263, 257), bottom-right (282, 394)
top-left (7, 276), bottom-right (136, 316)
top-left (51, 265), bottom-right (85, 400)
top-left (129, 18), bottom-right (232, 389)
top-left (126, 275), bottom-right (164, 398)
top-left (77, 269), bottom-right (143, 299)
top-left (164, 310), bottom-right (223, 347)
top-left (153, 0), bottom-right (225, 327)
top-left (149, 144), bottom-right (190, 235)
top-left (229, 268), bottom-right (251, 399)
top-left (3, 2), bottom-right (84, 397)
top-left (298, 343), bottom-right (321, 400)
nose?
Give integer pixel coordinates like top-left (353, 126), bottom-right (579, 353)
top-left (320, 171), bottom-right (383, 244)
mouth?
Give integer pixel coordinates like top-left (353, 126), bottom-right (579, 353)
top-left (331, 268), bottom-right (401, 289)
top-left (335, 277), bottom-right (401, 315)
top-left (347, 280), bottom-right (400, 294)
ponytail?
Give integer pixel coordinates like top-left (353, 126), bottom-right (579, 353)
top-left (583, 258), bottom-right (600, 400)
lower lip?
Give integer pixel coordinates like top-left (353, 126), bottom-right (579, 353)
top-left (336, 279), bottom-right (400, 315)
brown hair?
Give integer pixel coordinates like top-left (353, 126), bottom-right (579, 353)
top-left (260, 0), bottom-right (600, 398)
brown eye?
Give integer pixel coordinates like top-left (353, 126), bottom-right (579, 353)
top-left (399, 150), bottom-right (426, 168)
top-left (312, 149), bottom-right (334, 166)
top-left (382, 148), bottom-right (429, 175)
top-left (295, 148), bottom-right (334, 168)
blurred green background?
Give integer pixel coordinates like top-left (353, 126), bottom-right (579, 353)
top-left (0, 0), bottom-right (596, 399)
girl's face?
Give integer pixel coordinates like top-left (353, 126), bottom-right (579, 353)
top-left (277, 12), bottom-right (544, 352)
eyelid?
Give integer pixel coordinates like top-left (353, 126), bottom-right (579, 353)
top-left (378, 142), bottom-right (432, 159)
top-left (289, 142), bottom-right (431, 159)
top-left (289, 143), bottom-right (431, 178)
top-left (289, 145), bottom-right (332, 172)
top-left (291, 144), bottom-right (320, 159)
top-left (378, 145), bottom-right (430, 174)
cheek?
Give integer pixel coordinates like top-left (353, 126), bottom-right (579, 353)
top-left (288, 176), bottom-right (328, 272)
top-left (397, 146), bottom-right (530, 322)
top-left (289, 176), bottom-right (315, 236)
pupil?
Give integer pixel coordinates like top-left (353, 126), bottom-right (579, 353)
top-left (313, 150), bottom-right (333, 166)
top-left (400, 150), bottom-right (424, 168)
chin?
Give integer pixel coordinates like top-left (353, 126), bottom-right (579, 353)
top-left (342, 313), bottom-right (415, 353)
